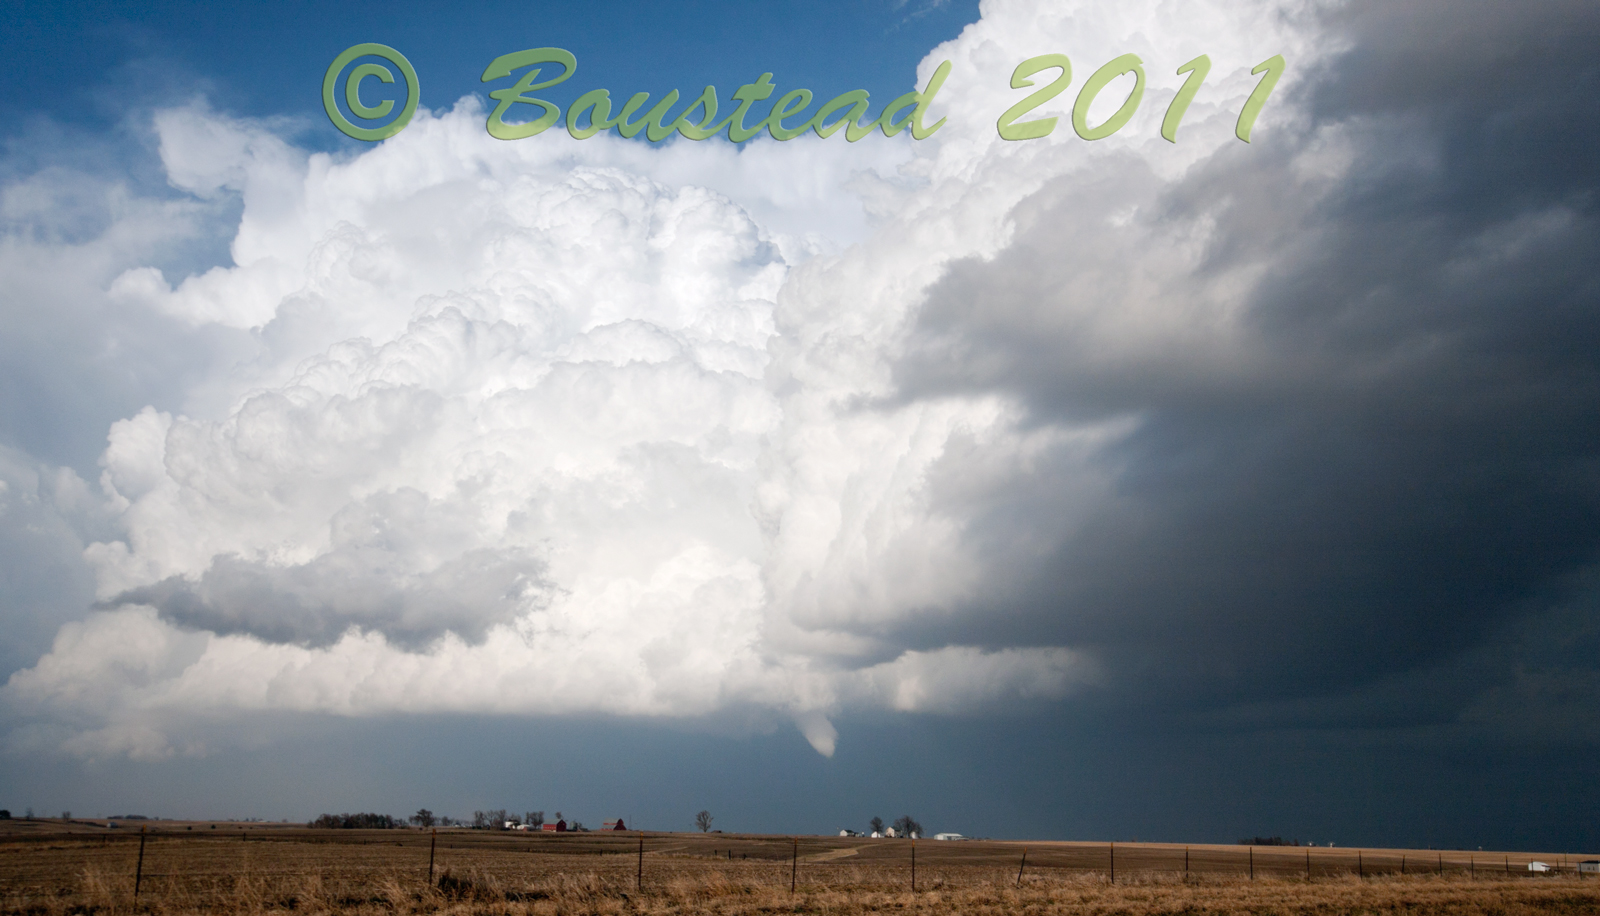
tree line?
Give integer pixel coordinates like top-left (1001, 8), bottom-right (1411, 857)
top-left (309, 813), bottom-right (402, 829)
top-left (306, 809), bottom-right (565, 830)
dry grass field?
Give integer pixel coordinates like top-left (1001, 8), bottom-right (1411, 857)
top-left (3, 819), bottom-right (1598, 916)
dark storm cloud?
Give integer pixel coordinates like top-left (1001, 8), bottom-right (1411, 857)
top-left (893, 0), bottom-right (1600, 716)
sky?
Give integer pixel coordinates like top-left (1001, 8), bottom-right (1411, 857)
top-left (1, 0), bottom-right (1599, 851)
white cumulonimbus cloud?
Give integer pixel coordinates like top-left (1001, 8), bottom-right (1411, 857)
top-left (3, 0), bottom-right (1322, 758)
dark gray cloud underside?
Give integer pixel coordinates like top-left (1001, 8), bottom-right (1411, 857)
top-left (894, 0), bottom-right (1600, 715)
top-left (113, 548), bottom-right (543, 649)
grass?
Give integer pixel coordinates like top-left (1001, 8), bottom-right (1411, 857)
top-left (2, 822), bottom-right (1597, 915)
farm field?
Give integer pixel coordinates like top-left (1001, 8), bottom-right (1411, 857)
top-left (3, 819), bottom-right (1598, 915)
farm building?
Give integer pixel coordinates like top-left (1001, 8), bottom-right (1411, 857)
top-left (1581, 861), bottom-right (1600, 874)
top-left (602, 819), bottom-right (627, 831)
top-left (540, 819), bottom-right (568, 833)
top-left (1527, 862), bottom-right (1551, 873)
top-left (934, 833), bottom-right (965, 841)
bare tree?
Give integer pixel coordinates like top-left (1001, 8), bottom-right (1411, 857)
top-left (525, 811), bottom-right (544, 828)
top-left (892, 815), bottom-right (922, 838)
top-left (410, 809), bottom-right (435, 828)
top-left (695, 810), bottom-right (714, 833)
top-left (869, 816), bottom-right (884, 835)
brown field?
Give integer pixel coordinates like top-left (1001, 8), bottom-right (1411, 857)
top-left (3, 819), bottom-right (1598, 915)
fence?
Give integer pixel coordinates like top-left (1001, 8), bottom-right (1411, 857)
top-left (1, 827), bottom-right (1593, 911)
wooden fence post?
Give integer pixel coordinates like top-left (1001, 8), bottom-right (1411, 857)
top-left (1306, 847), bottom-right (1311, 880)
top-left (1109, 842), bottom-right (1115, 885)
top-left (428, 829), bottom-right (436, 885)
top-left (1016, 848), bottom-right (1027, 887)
top-left (791, 837), bottom-right (798, 893)
top-left (1402, 855), bottom-right (1406, 875)
top-left (1185, 846), bottom-right (1189, 878)
top-left (637, 831), bottom-right (644, 891)
top-left (1249, 846), bottom-right (1254, 880)
top-left (910, 839), bottom-right (916, 893)
top-left (134, 825), bottom-right (148, 903)
top-left (1358, 850), bottom-right (1363, 878)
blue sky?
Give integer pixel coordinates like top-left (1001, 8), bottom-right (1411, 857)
top-left (3, 0), bottom-right (1600, 853)
top-left (2, 0), bottom-right (981, 149)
